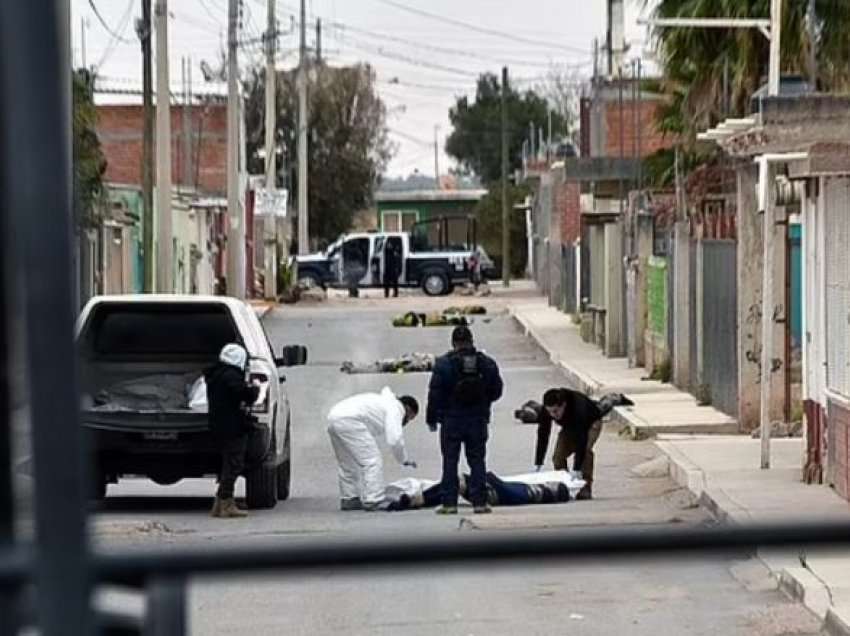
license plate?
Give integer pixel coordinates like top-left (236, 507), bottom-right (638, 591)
top-left (143, 432), bottom-right (178, 441)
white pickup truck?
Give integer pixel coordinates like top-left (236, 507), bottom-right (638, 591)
top-left (76, 295), bottom-right (307, 509)
top-left (294, 216), bottom-right (496, 296)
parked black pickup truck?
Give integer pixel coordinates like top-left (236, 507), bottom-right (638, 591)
top-left (294, 216), bottom-right (496, 296)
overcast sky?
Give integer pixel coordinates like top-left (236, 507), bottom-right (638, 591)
top-left (72, 0), bottom-right (655, 178)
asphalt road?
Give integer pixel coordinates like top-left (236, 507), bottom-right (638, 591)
top-left (85, 295), bottom-right (823, 635)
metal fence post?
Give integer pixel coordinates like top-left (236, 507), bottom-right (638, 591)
top-left (0, 1), bottom-right (93, 633)
top-left (145, 577), bottom-right (188, 636)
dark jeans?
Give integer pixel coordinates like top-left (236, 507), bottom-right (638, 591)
top-left (216, 434), bottom-right (248, 499)
top-left (384, 273), bottom-right (399, 297)
top-left (440, 419), bottom-right (488, 506)
top-left (483, 472), bottom-right (530, 506)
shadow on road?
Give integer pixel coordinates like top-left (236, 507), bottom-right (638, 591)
top-left (97, 496), bottom-right (216, 514)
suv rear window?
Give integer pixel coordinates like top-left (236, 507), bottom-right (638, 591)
top-left (81, 303), bottom-right (239, 357)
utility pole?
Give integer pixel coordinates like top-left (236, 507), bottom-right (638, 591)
top-left (606, 0), bottom-right (613, 76)
top-left (316, 17), bottom-right (322, 63)
top-left (155, 0), bottom-right (172, 293)
top-left (501, 66), bottom-right (510, 288)
top-left (593, 37), bottom-right (599, 80)
top-left (80, 17), bottom-right (88, 69)
top-left (182, 57), bottom-right (193, 190)
top-left (637, 58), bottom-right (643, 189)
top-left (139, 0), bottom-right (154, 293)
top-left (547, 109), bottom-right (552, 162)
top-left (227, 0), bottom-right (246, 297)
top-left (758, 156), bottom-right (775, 469)
top-left (264, 0), bottom-right (278, 300)
top-left (768, 0), bottom-right (782, 96)
top-left (297, 0), bottom-right (309, 254)
top-left (433, 125), bottom-right (440, 188)
top-left (807, 0), bottom-right (817, 86)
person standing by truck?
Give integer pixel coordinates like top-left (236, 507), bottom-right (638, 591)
top-left (427, 326), bottom-right (503, 514)
top-left (206, 343), bottom-right (261, 518)
top-left (383, 238), bottom-right (402, 298)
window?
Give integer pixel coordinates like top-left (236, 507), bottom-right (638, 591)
top-left (82, 303), bottom-right (238, 357)
top-left (382, 210), bottom-right (418, 232)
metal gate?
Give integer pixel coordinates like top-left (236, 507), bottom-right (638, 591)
top-left (824, 179), bottom-right (850, 397)
top-left (700, 240), bottom-right (739, 416)
top-left (689, 239), bottom-right (698, 390)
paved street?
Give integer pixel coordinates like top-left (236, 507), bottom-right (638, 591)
top-left (88, 295), bottom-right (823, 635)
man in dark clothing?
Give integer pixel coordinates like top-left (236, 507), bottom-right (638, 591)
top-left (205, 343), bottom-right (261, 518)
top-left (427, 326), bottom-right (503, 514)
top-left (533, 388), bottom-right (633, 500)
top-left (383, 239), bottom-right (402, 298)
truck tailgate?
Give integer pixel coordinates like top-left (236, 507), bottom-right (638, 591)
top-left (81, 409), bottom-right (210, 433)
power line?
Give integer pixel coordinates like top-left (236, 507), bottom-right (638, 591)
top-left (88, 0), bottom-right (134, 44)
top-left (340, 34), bottom-right (478, 78)
top-left (373, 0), bottom-right (589, 56)
top-left (378, 78), bottom-right (471, 94)
top-left (198, 0), bottom-right (223, 24)
top-left (388, 127), bottom-right (433, 147)
top-left (326, 20), bottom-right (568, 69)
top-left (94, 0), bottom-right (135, 70)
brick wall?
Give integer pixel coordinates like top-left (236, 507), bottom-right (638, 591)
top-left (602, 99), bottom-right (672, 158)
top-left (555, 179), bottom-right (581, 244)
top-left (829, 398), bottom-right (850, 500)
top-left (97, 103), bottom-right (227, 194)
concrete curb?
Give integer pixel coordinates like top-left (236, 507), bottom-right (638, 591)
top-left (508, 307), bottom-right (603, 396)
top-left (655, 439), bottom-right (849, 635)
top-left (510, 306), bottom-right (739, 438)
top-left (778, 567), bottom-right (833, 620)
top-left (654, 441), bottom-right (706, 497)
top-left (825, 608), bottom-right (850, 636)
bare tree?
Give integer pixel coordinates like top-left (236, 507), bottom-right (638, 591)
top-left (536, 64), bottom-right (586, 143)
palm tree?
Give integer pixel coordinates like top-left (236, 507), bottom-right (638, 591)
top-left (644, 0), bottom-right (850, 142)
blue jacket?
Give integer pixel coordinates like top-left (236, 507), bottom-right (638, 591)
top-left (426, 347), bottom-right (503, 426)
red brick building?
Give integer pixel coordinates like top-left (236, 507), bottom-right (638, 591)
top-left (96, 102), bottom-right (227, 194)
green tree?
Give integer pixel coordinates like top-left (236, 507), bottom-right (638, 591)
top-left (645, 0), bottom-right (850, 142)
top-left (244, 63), bottom-right (393, 247)
top-left (445, 73), bottom-right (565, 183)
top-left (474, 184), bottom-right (529, 278)
top-left (73, 69), bottom-right (107, 228)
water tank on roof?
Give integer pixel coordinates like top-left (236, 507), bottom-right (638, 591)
top-left (749, 75), bottom-right (814, 113)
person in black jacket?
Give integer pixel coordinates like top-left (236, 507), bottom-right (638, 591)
top-left (383, 239), bottom-right (402, 298)
top-left (537, 388), bottom-right (636, 500)
top-left (427, 326), bottom-right (503, 514)
top-left (206, 343), bottom-right (261, 518)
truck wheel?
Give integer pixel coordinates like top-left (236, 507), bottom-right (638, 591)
top-left (245, 461), bottom-right (278, 509)
top-left (422, 270), bottom-right (449, 296)
top-left (277, 427), bottom-right (291, 501)
top-left (298, 272), bottom-right (321, 289)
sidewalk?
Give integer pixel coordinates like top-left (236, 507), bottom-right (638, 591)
top-left (656, 435), bottom-right (850, 635)
top-left (509, 296), bottom-right (850, 633)
top-left (509, 299), bottom-right (737, 437)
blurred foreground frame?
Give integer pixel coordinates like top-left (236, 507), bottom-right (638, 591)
top-left (2, 2), bottom-right (850, 636)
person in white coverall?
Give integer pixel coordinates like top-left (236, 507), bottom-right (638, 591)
top-left (327, 388), bottom-right (420, 511)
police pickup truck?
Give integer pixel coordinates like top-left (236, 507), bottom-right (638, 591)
top-left (294, 216), bottom-right (495, 296)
